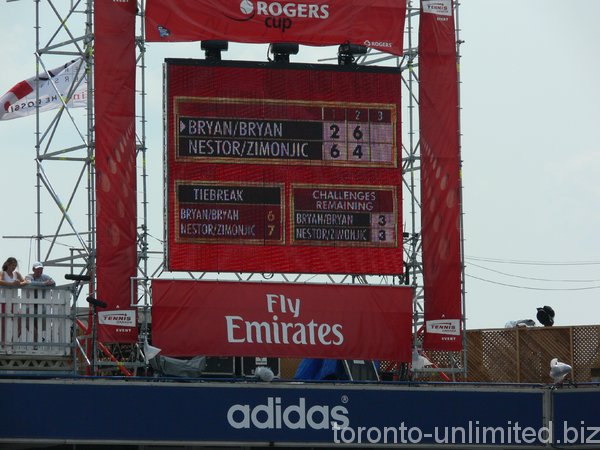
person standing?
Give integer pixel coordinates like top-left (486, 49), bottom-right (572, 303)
top-left (0, 257), bottom-right (26, 287)
top-left (25, 261), bottom-right (55, 286)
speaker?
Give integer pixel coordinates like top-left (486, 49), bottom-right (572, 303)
top-left (203, 356), bottom-right (236, 377)
top-left (343, 360), bottom-right (380, 381)
top-left (241, 357), bottom-right (280, 378)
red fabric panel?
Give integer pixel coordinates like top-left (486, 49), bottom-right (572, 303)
top-left (419, 3), bottom-right (462, 351)
top-left (8, 80), bottom-right (34, 99)
top-left (145, 0), bottom-right (406, 56)
top-left (152, 280), bottom-right (413, 361)
top-left (94, 0), bottom-right (138, 343)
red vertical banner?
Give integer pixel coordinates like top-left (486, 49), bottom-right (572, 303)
top-left (419, 0), bottom-right (462, 351)
top-left (94, 0), bottom-right (138, 342)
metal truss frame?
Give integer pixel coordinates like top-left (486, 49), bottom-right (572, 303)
top-left (23, 0), bottom-right (466, 378)
top-left (361, 0), bottom-right (464, 379)
top-left (28, 0), bottom-right (95, 280)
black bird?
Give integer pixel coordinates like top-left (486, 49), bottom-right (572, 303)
top-left (536, 306), bottom-right (555, 326)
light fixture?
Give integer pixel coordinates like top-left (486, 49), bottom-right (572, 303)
top-left (86, 295), bottom-right (107, 309)
top-left (201, 40), bottom-right (229, 61)
top-left (536, 305), bottom-right (555, 327)
top-left (338, 43), bottom-right (368, 65)
top-left (270, 43), bottom-right (299, 63)
top-left (64, 274), bottom-right (91, 282)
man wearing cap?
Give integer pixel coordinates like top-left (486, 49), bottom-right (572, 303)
top-left (25, 262), bottom-right (55, 286)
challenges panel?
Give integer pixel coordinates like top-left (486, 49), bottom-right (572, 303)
top-left (165, 59), bottom-right (403, 274)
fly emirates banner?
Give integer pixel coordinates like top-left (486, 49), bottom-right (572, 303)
top-left (152, 280), bottom-right (413, 361)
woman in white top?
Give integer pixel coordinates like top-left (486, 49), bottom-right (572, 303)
top-left (0, 257), bottom-right (26, 287)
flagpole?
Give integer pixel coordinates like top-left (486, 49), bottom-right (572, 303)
top-left (35, 0), bottom-right (42, 263)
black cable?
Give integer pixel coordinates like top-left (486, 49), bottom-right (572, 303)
top-left (467, 274), bottom-right (600, 291)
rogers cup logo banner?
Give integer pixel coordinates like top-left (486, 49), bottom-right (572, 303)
top-left (152, 280), bottom-right (413, 361)
top-left (145, 0), bottom-right (407, 56)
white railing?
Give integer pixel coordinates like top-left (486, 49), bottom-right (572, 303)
top-left (0, 287), bottom-right (72, 356)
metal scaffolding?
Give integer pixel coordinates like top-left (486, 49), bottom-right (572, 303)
top-left (29, 0), bottom-right (95, 277)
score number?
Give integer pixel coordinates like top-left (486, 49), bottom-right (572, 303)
top-left (267, 209), bottom-right (277, 238)
top-left (329, 122), bottom-right (364, 159)
top-left (324, 107), bottom-right (392, 163)
top-left (373, 212), bottom-right (394, 243)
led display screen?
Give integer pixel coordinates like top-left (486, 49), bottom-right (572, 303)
top-left (165, 59), bottom-right (403, 274)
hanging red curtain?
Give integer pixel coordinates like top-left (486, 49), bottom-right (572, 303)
top-left (94, 0), bottom-right (138, 343)
top-left (419, 1), bottom-right (463, 351)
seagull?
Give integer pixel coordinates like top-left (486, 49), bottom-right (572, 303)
top-left (549, 358), bottom-right (572, 384)
top-left (412, 349), bottom-right (433, 370)
top-left (255, 366), bottom-right (275, 382)
top-left (505, 319), bottom-right (536, 328)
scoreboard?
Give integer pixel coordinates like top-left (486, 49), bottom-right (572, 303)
top-left (165, 60), bottom-right (403, 274)
top-left (176, 99), bottom-right (396, 166)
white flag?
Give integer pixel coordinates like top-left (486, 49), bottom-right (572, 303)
top-left (0, 58), bottom-right (87, 120)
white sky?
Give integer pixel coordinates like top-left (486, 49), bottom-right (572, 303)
top-left (0, 1), bottom-right (599, 330)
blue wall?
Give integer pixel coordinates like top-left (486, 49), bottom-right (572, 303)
top-left (0, 379), bottom-right (598, 447)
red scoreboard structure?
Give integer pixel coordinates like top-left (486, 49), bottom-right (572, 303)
top-left (165, 60), bottom-right (404, 275)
